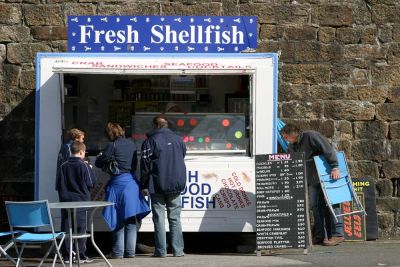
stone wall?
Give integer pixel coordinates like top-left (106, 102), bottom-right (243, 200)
top-left (0, 0), bottom-right (399, 237)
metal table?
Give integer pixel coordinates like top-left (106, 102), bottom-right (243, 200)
top-left (49, 201), bottom-right (114, 267)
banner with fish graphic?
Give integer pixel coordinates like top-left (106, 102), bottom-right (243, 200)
top-left (181, 169), bottom-right (255, 210)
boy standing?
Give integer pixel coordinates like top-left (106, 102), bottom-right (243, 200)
top-left (56, 141), bottom-right (97, 263)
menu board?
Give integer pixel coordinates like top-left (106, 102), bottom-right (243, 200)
top-left (255, 153), bottom-right (307, 250)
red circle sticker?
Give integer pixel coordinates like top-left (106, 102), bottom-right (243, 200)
top-left (226, 143), bottom-right (233, 149)
top-left (189, 118), bottom-right (198, 126)
top-left (222, 119), bottom-right (230, 127)
top-left (177, 119), bottom-right (185, 127)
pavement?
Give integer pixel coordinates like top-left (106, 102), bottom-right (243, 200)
top-left (1, 240), bottom-right (399, 267)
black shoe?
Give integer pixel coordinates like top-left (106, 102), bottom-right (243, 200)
top-left (125, 255), bottom-right (135, 258)
top-left (136, 243), bottom-right (155, 254)
top-left (106, 253), bottom-right (123, 259)
top-left (151, 254), bottom-right (166, 258)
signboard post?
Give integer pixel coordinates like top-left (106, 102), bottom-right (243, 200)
top-left (255, 153), bottom-right (311, 255)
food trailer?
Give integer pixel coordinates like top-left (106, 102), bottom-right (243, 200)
top-left (35, 51), bottom-right (278, 232)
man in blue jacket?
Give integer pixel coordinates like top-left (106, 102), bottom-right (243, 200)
top-left (140, 115), bottom-right (186, 257)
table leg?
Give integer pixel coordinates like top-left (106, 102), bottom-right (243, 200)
top-left (74, 208), bottom-right (81, 267)
top-left (67, 209), bottom-right (73, 267)
top-left (90, 207), bottom-right (112, 267)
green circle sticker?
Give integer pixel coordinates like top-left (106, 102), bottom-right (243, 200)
top-left (235, 131), bottom-right (243, 139)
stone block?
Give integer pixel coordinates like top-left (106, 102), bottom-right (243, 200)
top-left (31, 26), bottom-right (67, 41)
top-left (324, 101), bottom-right (375, 121)
top-left (257, 41), bottom-right (294, 63)
top-left (312, 5), bottom-right (353, 26)
top-left (344, 45), bottom-right (387, 61)
top-left (278, 83), bottom-right (309, 102)
top-left (259, 24), bottom-right (283, 40)
top-left (335, 120), bottom-right (353, 140)
top-left (161, 2), bottom-right (220, 16)
top-left (330, 64), bottom-right (350, 84)
top-left (24, 5), bottom-right (63, 26)
top-left (2, 64), bottom-right (21, 87)
top-left (382, 161), bottom-right (400, 179)
top-left (0, 44), bottom-right (6, 64)
top-left (281, 101), bottom-right (323, 119)
top-left (283, 26), bottom-right (317, 41)
top-left (388, 140), bottom-right (400, 160)
top-left (372, 4), bottom-right (400, 24)
top-left (336, 139), bottom-right (351, 158)
top-left (350, 68), bottom-right (371, 86)
top-left (0, 3), bottom-right (22, 25)
top-left (346, 86), bottom-right (387, 103)
top-left (353, 1), bottom-right (372, 25)
top-left (222, 0), bottom-right (239, 16)
top-left (294, 42), bottom-right (343, 63)
top-left (64, 3), bottom-right (96, 17)
top-left (376, 103), bottom-right (400, 121)
top-left (281, 119), bottom-right (335, 138)
top-left (309, 85), bottom-right (346, 100)
top-left (47, 0), bottom-right (78, 3)
top-left (7, 43), bottom-right (51, 64)
top-left (361, 26), bottom-right (378, 45)
top-left (273, 4), bottom-right (310, 24)
top-left (372, 64), bottom-right (400, 86)
top-left (20, 70), bottom-right (35, 90)
top-left (390, 122), bottom-right (400, 139)
top-left (376, 179), bottom-right (393, 197)
top-left (353, 121), bottom-right (388, 139)
top-left (49, 40), bottom-right (68, 52)
top-left (377, 198), bottom-right (400, 212)
top-left (318, 27), bottom-right (335, 43)
top-left (348, 160), bottom-right (379, 179)
top-left (336, 27), bottom-right (361, 44)
top-left (387, 87), bottom-right (400, 103)
top-left (97, 3), bottom-right (159, 15)
top-left (393, 24), bottom-right (400, 42)
top-left (282, 64), bottom-right (330, 84)
top-left (241, 4), bottom-right (309, 24)
top-left (0, 26), bottom-right (30, 42)
top-left (378, 25), bottom-right (392, 43)
top-left (351, 140), bottom-right (388, 161)
top-left (239, 4), bottom-right (273, 23)
top-left (377, 212), bottom-right (394, 229)
top-left (387, 43), bottom-right (400, 65)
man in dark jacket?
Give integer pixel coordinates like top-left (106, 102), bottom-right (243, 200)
top-left (56, 141), bottom-right (97, 263)
top-left (281, 124), bottom-right (344, 246)
top-left (140, 115), bottom-right (186, 257)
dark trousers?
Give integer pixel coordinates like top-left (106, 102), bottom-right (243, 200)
top-left (61, 209), bottom-right (87, 257)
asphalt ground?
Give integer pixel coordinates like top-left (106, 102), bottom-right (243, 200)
top-left (0, 240), bottom-right (399, 267)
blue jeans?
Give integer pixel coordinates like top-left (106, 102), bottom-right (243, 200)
top-left (309, 184), bottom-right (343, 239)
top-left (150, 193), bottom-right (184, 257)
top-left (112, 217), bottom-right (137, 257)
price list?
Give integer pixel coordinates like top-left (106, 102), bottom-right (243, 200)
top-left (255, 153), bottom-right (307, 250)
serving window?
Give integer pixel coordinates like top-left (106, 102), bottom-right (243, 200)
top-left (62, 74), bottom-right (252, 156)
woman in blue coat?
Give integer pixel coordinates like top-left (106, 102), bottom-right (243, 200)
top-left (95, 122), bottom-right (150, 259)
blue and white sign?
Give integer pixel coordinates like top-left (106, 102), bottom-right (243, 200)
top-left (68, 16), bottom-right (257, 53)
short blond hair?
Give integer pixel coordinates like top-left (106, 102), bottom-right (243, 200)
top-left (67, 128), bottom-right (84, 140)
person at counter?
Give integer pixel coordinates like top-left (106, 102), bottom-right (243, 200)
top-left (95, 122), bottom-right (151, 259)
top-left (56, 141), bottom-right (97, 263)
top-left (140, 115), bottom-right (186, 257)
top-left (57, 128), bottom-right (85, 169)
top-left (280, 124), bottom-right (344, 246)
